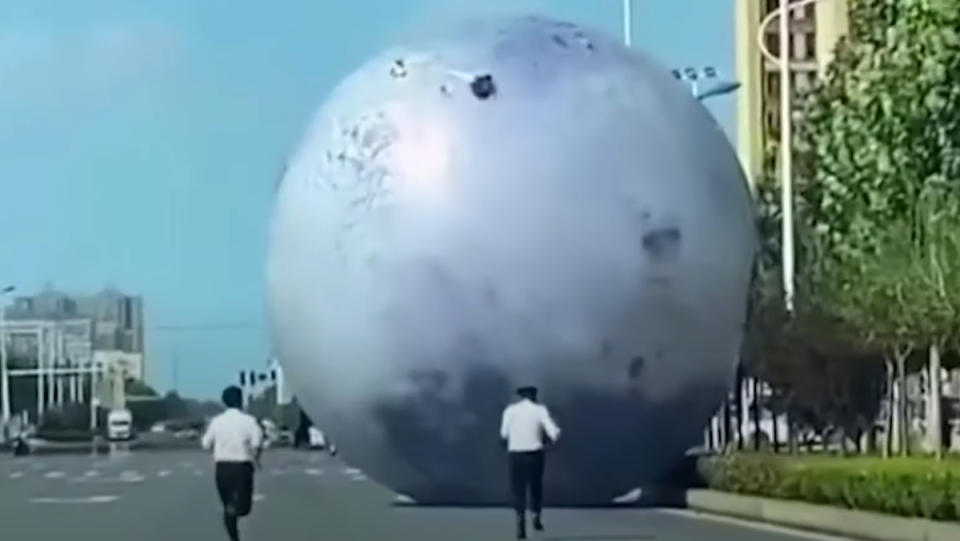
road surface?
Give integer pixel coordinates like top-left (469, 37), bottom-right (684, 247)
top-left (0, 449), bottom-right (845, 540)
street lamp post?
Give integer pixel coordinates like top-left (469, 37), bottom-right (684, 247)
top-left (622, 0), bottom-right (633, 47)
top-left (778, 0), bottom-right (795, 313)
top-left (756, 0), bottom-right (826, 312)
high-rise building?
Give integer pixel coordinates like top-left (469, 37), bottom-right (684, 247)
top-left (735, 0), bottom-right (850, 186)
top-left (4, 286), bottom-right (146, 382)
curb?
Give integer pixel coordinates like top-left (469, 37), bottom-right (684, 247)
top-left (686, 489), bottom-right (960, 541)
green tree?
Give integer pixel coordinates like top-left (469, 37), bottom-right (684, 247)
top-left (788, 0), bottom-right (960, 456)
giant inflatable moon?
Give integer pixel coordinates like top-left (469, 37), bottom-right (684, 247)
top-left (268, 15), bottom-right (755, 505)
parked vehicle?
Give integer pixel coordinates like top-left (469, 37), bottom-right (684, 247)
top-left (308, 427), bottom-right (326, 450)
top-left (106, 409), bottom-right (134, 441)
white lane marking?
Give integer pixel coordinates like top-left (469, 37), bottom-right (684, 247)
top-left (44, 471), bottom-right (65, 479)
top-left (253, 494), bottom-right (266, 502)
top-left (350, 474), bottom-right (368, 482)
top-left (394, 494), bottom-right (416, 505)
top-left (342, 467), bottom-right (362, 475)
top-left (157, 470), bottom-right (171, 478)
top-left (656, 509), bottom-right (855, 541)
top-left (31, 495), bottom-right (119, 505)
top-left (120, 471), bottom-right (144, 483)
top-left (9, 472), bottom-right (24, 479)
top-left (179, 461), bottom-right (195, 468)
top-left (305, 468), bottom-right (323, 476)
top-left (84, 470), bottom-right (100, 478)
top-left (270, 468), bottom-right (285, 476)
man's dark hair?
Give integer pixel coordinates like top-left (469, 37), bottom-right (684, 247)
top-left (517, 386), bottom-right (538, 401)
top-left (222, 386), bottom-right (243, 409)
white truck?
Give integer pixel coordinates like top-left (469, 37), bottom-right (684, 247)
top-left (106, 408), bottom-right (133, 441)
top-left (308, 427), bottom-right (326, 450)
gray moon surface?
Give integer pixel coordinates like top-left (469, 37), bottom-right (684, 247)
top-left (267, 15), bottom-right (755, 505)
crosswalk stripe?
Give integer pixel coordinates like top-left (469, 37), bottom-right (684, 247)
top-left (31, 495), bottom-right (118, 504)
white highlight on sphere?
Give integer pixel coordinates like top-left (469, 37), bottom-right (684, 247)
top-left (268, 15), bottom-right (755, 505)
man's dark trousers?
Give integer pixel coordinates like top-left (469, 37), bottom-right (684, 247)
top-left (215, 461), bottom-right (255, 541)
top-left (509, 450), bottom-right (545, 516)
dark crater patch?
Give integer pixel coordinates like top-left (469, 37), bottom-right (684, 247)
top-left (641, 228), bottom-right (682, 260)
top-left (470, 74), bottom-right (497, 100)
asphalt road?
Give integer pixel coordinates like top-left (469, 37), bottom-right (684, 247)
top-left (0, 449), bottom-right (846, 541)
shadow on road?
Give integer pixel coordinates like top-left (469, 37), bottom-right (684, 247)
top-left (543, 534), bottom-right (656, 541)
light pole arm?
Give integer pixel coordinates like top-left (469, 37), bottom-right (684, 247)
top-left (757, 0), bottom-right (824, 67)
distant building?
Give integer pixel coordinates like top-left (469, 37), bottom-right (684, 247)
top-left (734, 0), bottom-right (850, 186)
top-left (4, 286), bottom-right (146, 382)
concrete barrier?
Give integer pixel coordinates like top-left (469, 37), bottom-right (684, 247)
top-left (686, 490), bottom-right (960, 541)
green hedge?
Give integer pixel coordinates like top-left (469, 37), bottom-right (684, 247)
top-left (699, 454), bottom-right (960, 521)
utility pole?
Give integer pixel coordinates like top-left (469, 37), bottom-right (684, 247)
top-left (1, 285), bottom-right (15, 427)
top-left (172, 354), bottom-right (179, 395)
top-left (622, 0), bottom-right (633, 47)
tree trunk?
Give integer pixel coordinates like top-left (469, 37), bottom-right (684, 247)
top-left (865, 424), bottom-right (877, 455)
top-left (896, 351), bottom-right (909, 457)
top-left (752, 378), bottom-right (762, 451)
top-left (883, 359), bottom-right (894, 459)
top-left (735, 363), bottom-right (745, 451)
top-left (772, 408), bottom-right (781, 453)
top-left (929, 343), bottom-right (943, 459)
top-left (723, 396), bottom-right (733, 454)
top-left (786, 411), bottom-right (796, 454)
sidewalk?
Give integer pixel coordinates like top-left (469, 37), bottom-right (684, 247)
top-left (686, 489), bottom-right (960, 541)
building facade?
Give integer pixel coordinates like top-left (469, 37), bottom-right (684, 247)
top-left (735, 0), bottom-right (850, 186)
top-left (3, 287), bottom-right (146, 382)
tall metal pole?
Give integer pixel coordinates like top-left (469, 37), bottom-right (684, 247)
top-left (0, 287), bottom-right (12, 426)
top-left (90, 359), bottom-right (99, 430)
top-left (173, 354), bottom-right (179, 395)
top-left (779, 0), bottom-right (795, 312)
top-left (46, 327), bottom-right (55, 409)
top-left (36, 328), bottom-right (44, 420)
top-left (622, 0), bottom-right (632, 47)
top-left (55, 325), bottom-right (64, 407)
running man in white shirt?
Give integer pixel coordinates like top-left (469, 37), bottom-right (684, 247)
top-left (500, 385), bottom-right (561, 539)
top-left (202, 386), bottom-right (264, 541)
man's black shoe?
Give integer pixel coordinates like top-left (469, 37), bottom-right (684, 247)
top-left (517, 515), bottom-right (527, 539)
top-left (533, 515), bottom-right (544, 531)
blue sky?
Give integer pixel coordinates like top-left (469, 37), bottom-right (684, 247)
top-left (0, 0), bottom-right (736, 398)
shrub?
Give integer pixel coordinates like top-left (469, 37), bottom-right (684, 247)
top-left (700, 454), bottom-right (960, 521)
